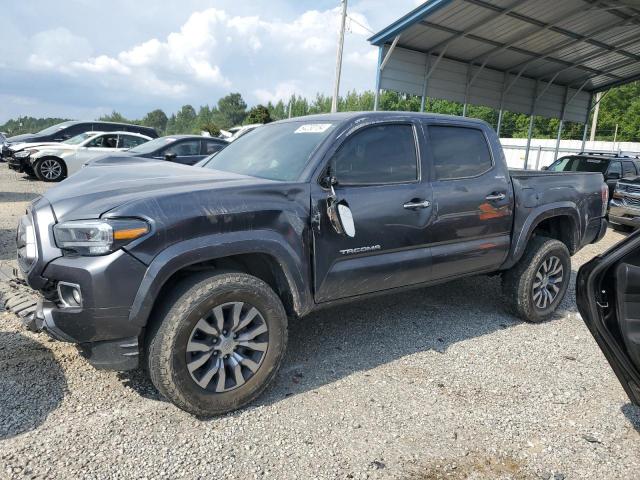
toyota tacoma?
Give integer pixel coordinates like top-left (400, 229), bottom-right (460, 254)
top-left (16, 112), bottom-right (608, 416)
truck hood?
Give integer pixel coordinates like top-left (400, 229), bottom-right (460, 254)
top-left (43, 156), bottom-right (277, 221)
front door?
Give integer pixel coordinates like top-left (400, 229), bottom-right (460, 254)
top-left (424, 124), bottom-right (513, 280)
top-left (312, 122), bottom-right (434, 303)
top-left (577, 230), bottom-right (640, 406)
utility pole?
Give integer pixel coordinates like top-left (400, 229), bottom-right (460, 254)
top-left (590, 91), bottom-right (602, 142)
top-left (331, 0), bottom-right (348, 113)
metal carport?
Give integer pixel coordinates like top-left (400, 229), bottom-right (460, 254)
top-left (368, 0), bottom-right (640, 167)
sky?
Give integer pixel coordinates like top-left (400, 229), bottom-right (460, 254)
top-left (0, 0), bottom-right (423, 123)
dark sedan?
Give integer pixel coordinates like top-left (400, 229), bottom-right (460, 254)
top-left (123, 135), bottom-right (228, 165)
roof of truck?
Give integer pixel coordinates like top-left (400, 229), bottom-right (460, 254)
top-left (276, 111), bottom-right (489, 126)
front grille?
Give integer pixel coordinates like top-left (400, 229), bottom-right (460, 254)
top-left (624, 196), bottom-right (640, 208)
top-left (625, 184), bottom-right (640, 194)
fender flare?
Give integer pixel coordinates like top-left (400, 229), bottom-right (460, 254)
top-left (127, 229), bottom-right (312, 328)
top-left (504, 202), bottom-right (581, 269)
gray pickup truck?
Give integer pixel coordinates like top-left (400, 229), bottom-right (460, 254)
top-left (16, 112), bottom-right (608, 415)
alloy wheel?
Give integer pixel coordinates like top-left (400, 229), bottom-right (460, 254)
top-left (40, 160), bottom-right (62, 180)
top-left (185, 301), bottom-right (269, 392)
top-left (532, 255), bottom-right (564, 309)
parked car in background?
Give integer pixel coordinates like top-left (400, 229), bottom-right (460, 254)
top-left (0, 132), bottom-right (7, 161)
top-left (3, 121), bottom-right (158, 159)
top-left (609, 177), bottom-right (640, 230)
top-left (17, 112), bottom-right (607, 416)
top-left (9, 131), bottom-right (151, 181)
top-left (120, 135), bottom-right (228, 165)
top-left (219, 124), bottom-right (262, 142)
top-left (545, 152), bottom-right (640, 198)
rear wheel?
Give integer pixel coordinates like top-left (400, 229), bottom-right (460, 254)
top-left (34, 157), bottom-right (65, 182)
top-left (146, 271), bottom-right (288, 416)
top-left (503, 236), bottom-right (571, 323)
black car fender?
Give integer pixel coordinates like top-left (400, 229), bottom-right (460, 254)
top-left (502, 201), bottom-right (581, 269)
top-left (127, 229), bottom-right (313, 329)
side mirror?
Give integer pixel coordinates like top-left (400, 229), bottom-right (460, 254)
top-left (607, 172), bottom-right (621, 180)
top-left (541, 165), bottom-right (548, 171)
top-left (325, 177), bottom-right (355, 238)
top-left (164, 152), bottom-right (177, 161)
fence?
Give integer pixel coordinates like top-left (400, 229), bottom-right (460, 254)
top-left (500, 138), bottom-right (640, 170)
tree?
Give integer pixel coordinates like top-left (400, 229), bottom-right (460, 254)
top-left (174, 105), bottom-right (197, 134)
top-left (245, 105), bottom-right (272, 124)
top-left (217, 93), bottom-right (247, 128)
top-left (98, 111), bottom-right (131, 123)
top-left (142, 109), bottom-right (168, 134)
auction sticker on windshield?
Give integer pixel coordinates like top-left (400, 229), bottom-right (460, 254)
top-left (294, 124), bottom-right (333, 134)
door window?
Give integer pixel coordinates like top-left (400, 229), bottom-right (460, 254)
top-left (86, 134), bottom-right (118, 148)
top-left (608, 161), bottom-right (622, 177)
top-left (622, 161), bottom-right (636, 177)
top-left (204, 140), bottom-right (225, 154)
top-left (165, 140), bottom-right (200, 156)
top-left (428, 126), bottom-right (492, 180)
top-left (118, 135), bottom-right (147, 149)
top-left (332, 124), bottom-right (418, 185)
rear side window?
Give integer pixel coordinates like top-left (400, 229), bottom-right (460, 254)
top-left (623, 161), bottom-right (636, 177)
top-left (204, 140), bottom-right (225, 154)
top-left (608, 161), bottom-right (622, 177)
top-left (118, 135), bottom-right (147, 148)
top-left (165, 140), bottom-right (200, 156)
top-left (429, 126), bottom-right (492, 180)
top-left (332, 124), bottom-right (418, 185)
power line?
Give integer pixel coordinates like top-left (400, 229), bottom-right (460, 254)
top-left (346, 14), bottom-right (375, 34)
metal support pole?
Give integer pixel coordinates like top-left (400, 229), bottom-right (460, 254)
top-left (373, 46), bottom-right (383, 111)
top-left (496, 72), bottom-right (509, 136)
top-left (590, 91), bottom-right (602, 142)
top-left (420, 53), bottom-right (431, 112)
top-left (331, 0), bottom-right (348, 113)
top-left (581, 93), bottom-right (593, 152)
top-left (524, 80), bottom-right (540, 169)
top-left (462, 63), bottom-right (472, 117)
top-left (535, 145), bottom-right (543, 170)
top-left (554, 86), bottom-right (570, 161)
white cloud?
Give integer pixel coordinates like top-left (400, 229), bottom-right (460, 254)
top-left (254, 82), bottom-right (299, 104)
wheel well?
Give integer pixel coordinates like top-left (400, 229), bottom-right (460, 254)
top-left (531, 215), bottom-right (577, 254)
top-left (34, 156), bottom-right (67, 174)
top-left (154, 253), bottom-right (296, 317)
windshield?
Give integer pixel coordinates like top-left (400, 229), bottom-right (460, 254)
top-left (36, 121), bottom-right (76, 136)
top-left (128, 136), bottom-right (178, 154)
top-left (201, 121), bottom-right (336, 181)
top-left (547, 156), bottom-right (609, 173)
top-left (63, 132), bottom-right (96, 145)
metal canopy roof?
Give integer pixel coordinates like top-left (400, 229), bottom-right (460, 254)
top-left (368, 0), bottom-right (640, 125)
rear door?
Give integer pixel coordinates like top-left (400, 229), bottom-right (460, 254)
top-left (577, 231), bottom-right (640, 406)
top-left (423, 123), bottom-right (513, 280)
top-left (312, 121), bottom-right (434, 302)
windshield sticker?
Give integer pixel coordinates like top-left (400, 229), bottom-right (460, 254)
top-left (294, 124), bottom-right (332, 134)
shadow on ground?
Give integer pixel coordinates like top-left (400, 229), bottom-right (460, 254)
top-left (0, 191), bottom-right (40, 203)
top-left (0, 229), bottom-right (18, 260)
top-left (0, 330), bottom-right (67, 439)
top-left (621, 403), bottom-right (640, 435)
top-left (119, 272), bottom-right (576, 411)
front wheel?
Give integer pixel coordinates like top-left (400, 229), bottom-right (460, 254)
top-left (146, 271), bottom-right (288, 416)
top-left (34, 157), bottom-right (65, 182)
top-left (502, 236), bottom-right (571, 323)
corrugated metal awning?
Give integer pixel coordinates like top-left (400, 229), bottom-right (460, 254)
top-left (369, 0), bottom-right (640, 124)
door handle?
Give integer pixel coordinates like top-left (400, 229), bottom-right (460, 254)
top-left (485, 193), bottom-right (506, 201)
top-left (403, 200), bottom-right (431, 209)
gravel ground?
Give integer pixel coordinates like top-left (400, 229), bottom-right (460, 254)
top-left (0, 164), bottom-right (639, 479)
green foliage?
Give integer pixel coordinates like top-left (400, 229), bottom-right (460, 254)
top-left (142, 109), bottom-right (168, 135)
top-left (0, 116), bottom-right (70, 136)
top-left (2, 82), bottom-right (638, 141)
top-left (217, 93), bottom-right (247, 128)
top-left (245, 105), bottom-right (272, 125)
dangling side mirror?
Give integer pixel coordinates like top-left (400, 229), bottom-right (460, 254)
top-left (325, 176), bottom-right (355, 238)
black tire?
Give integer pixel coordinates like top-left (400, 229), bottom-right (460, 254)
top-left (502, 236), bottom-right (570, 323)
top-left (146, 271), bottom-right (288, 416)
top-left (34, 157), bottom-right (66, 182)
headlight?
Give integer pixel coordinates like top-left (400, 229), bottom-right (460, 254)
top-left (17, 214), bottom-right (38, 269)
top-left (14, 150), bottom-right (32, 158)
top-left (53, 219), bottom-right (150, 256)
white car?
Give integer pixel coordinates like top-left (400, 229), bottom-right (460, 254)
top-left (219, 124), bottom-right (262, 142)
top-left (16, 131), bottom-right (151, 181)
